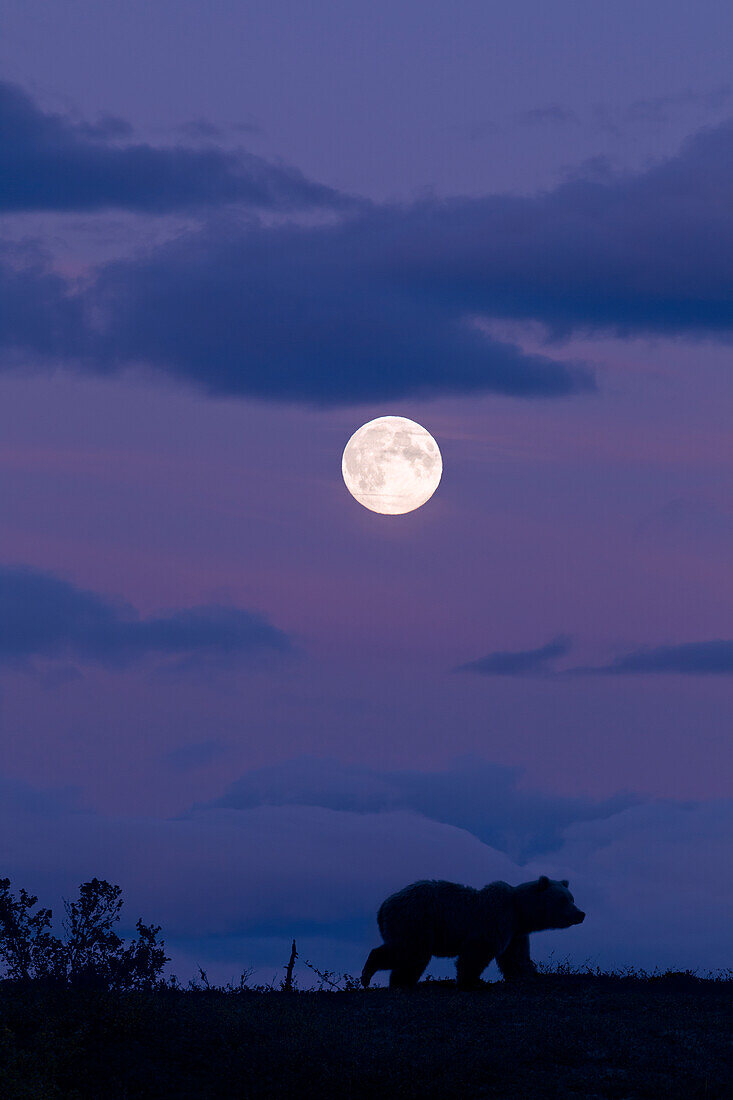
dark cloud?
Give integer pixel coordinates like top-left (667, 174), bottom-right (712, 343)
top-left (5, 115), bottom-right (733, 403)
top-left (0, 81), bottom-right (344, 213)
top-left (85, 219), bottom-right (592, 403)
top-left (458, 634), bottom-right (733, 678)
top-left (456, 636), bottom-right (571, 677)
top-left (0, 245), bottom-right (83, 362)
top-left (578, 639), bottom-right (733, 675)
top-left (206, 755), bottom-right (634, 863)
top-left (370, 120), bottom-right (733, 340)
top-left (0, 565), bottom-right (290, 670)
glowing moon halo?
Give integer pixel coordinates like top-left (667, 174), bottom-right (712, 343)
top-left (341, 415), bottom-right (442, 515)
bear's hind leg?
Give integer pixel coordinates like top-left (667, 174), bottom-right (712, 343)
top-left (456, 941), bottom-right (494, 990)
top-left (389, 950), bottom-right (430, 989)
top-left (361, 944), bottom-right (395, 987)
top-left (496, 933), bottom-right (537, 981)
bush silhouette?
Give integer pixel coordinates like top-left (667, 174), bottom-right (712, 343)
top-left (0, 876), bottom-right (168, 990)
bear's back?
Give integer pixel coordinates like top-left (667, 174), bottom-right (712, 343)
top-left (378, 879), bottom-right (515, 957)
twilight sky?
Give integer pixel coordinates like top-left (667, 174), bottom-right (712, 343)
top-left (1, 1), bottom-right (732, 981)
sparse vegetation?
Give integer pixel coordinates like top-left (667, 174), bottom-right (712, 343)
top-left (0, 877), bottom-right (168, 991)
top-left (0, 879), bottom-right (730, 1098)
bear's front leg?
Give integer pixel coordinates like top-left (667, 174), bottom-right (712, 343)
top-left (496, 933), bottom-right (538, 981)
top-left (455, 940), bottom-right (494, 990)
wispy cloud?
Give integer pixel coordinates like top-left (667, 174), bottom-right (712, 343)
top-left (0, 81), bottom-right (345, 214)
top-left (0, 565), bottom-right (291, 670)
top-left (456, 636), bottom-right (571, 677)
top-left (458, 634), bottom-right (733, 678)
top-left (575, 638), bottom-right (733, 675)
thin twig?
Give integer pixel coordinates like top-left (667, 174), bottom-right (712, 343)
top-left (283, 939), bottom-right (297, 991)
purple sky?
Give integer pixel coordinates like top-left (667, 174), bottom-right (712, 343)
top-left (0, 2), bottom-right (732, 981)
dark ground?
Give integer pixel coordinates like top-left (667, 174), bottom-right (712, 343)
top-left (0, 974), bottom-right (731, 1099)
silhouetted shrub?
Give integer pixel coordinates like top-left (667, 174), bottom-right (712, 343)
top-left (0, 876), bottom-right (168, 990)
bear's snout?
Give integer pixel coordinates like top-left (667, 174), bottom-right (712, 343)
top-left (573, 910), bottom-right (585, 924)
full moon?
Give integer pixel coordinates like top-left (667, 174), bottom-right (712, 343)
top-left (341, 415), bottom-right (443, 514)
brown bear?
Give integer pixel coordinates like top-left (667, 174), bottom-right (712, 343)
top-left (361, 876), bottom-right (585, 989)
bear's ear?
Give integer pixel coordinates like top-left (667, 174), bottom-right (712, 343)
top-left (561, 879), bottom-right (569, 888)
top-left (538, 875), bottom-right (550, 891)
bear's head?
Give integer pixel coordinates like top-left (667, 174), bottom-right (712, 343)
top-left (515, 876), bottom-right (585, 933)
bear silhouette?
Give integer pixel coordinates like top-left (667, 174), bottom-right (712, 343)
top-left (362, 876), bottom-right (585, 989)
